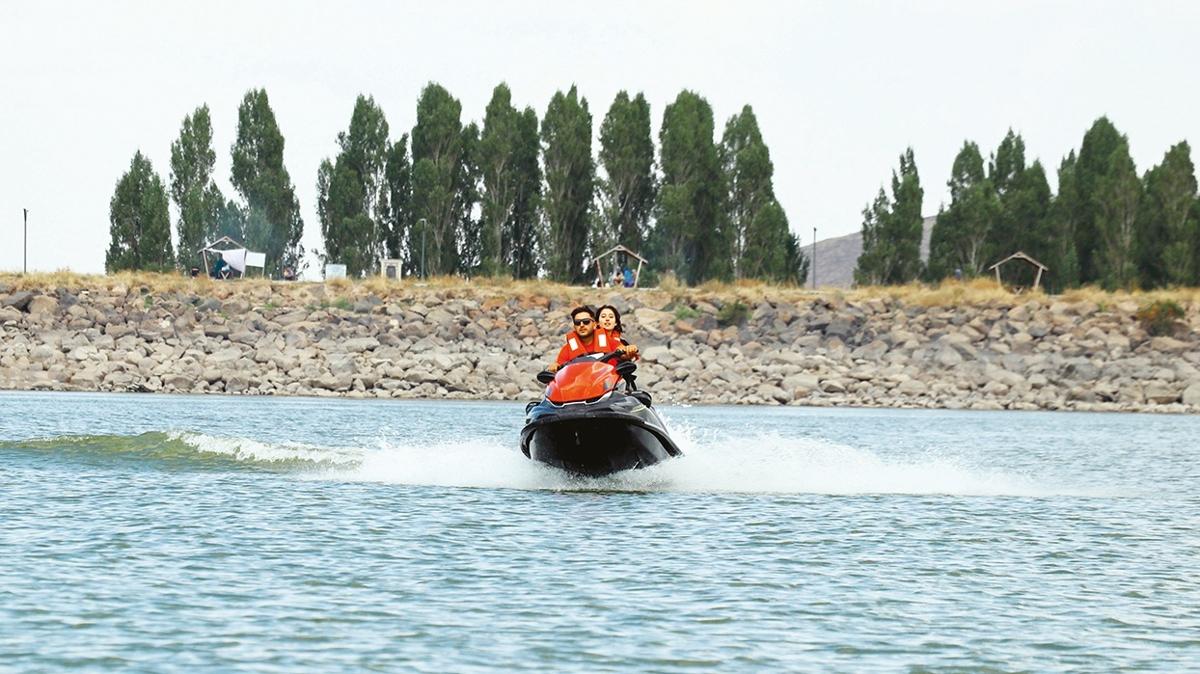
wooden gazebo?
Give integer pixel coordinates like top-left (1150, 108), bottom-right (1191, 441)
top-left (988, 251), bottom-right (1049, 292)
top-left (592, 244), bottom-right (647, 288)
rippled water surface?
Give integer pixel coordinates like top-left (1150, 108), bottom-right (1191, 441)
top-left (2, 391), bottom-right (1198, 672)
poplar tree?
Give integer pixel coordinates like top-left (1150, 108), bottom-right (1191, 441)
top-left (891, 149), bottom-right (925, 282)
top-left (230, 88), bottom-right (304, 276)
top-left (1074, 117), bottom-right (1124, 284)
top-left (170, 104), bottom-right (224, 270)
top-left (510, 108), bottom-right (543, 278)
top-left (107, 151), bottom-right (174, 272)
top-left (316, 95), bottom-right (391, 276)
top-left (1138, 142), bottom-right (1197, 287)
top-left (382, 136), bottom-right (412, 265)
top-left (655, 90), bottom-right (730, 284)
top-left (456, 123), bottom-right (482, 275)
top-left (479, 83), bottom-right (522, 276)
top-left (541, 85), bottom-right (594, 283)
top-left (722, 105), bottom-right (774, 278)
top-left (927, 141), bottom-right (998, 279)
top-left (854, 148), bottom-right (924, 285)
top-left (410, 83), bottom-right (469, 276)
top-left (1095, 139), bottom-right (1141, 290)
top-left (1000, 160), bottom-right (1053, 287)
top-left (854, 189), bottom-right (892, 286)
top-left (598, 91), bottom-right (655, 256)
top-left (1046, 152), bottom-right (1082, 291)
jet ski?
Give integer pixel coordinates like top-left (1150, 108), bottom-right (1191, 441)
top-left (520, 350), bottom-right (682, 476)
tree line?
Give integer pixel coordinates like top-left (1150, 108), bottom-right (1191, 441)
top-left (855, 117), bottom-right (1200, 291)
top-left (106, 85), bottom-right (807, 286)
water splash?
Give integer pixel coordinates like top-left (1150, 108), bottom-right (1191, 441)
top-left (3, 427), bottom-right (1099, 497)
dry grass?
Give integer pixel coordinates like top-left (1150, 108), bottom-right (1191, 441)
top-left (3, 270), bottom-right (1198, 311)
top-left (848, 278), bottom-right (1028, 307)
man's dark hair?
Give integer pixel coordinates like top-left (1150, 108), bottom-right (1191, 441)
top-left (569, 305), bottom-right (596, 321)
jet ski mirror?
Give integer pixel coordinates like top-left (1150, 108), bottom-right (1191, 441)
top-left (615, 361), bottom-right (637, 377)
top-left (536, 370), bottom-right (556, 384)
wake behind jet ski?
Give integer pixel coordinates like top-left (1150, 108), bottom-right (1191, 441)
top-left (519, 349), bottom-right (681, 476)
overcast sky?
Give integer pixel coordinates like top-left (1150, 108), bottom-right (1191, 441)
top-left (3, 1), bottom-right (1199, 275)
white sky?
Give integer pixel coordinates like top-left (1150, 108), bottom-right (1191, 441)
top-left (2, 1), bottom-right (1199, 274)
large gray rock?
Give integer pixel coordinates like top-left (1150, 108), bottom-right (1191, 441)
top-left (1182, 381), bottom-right (1200, 407)
top-left (2, 291), bottom-right (34, 311)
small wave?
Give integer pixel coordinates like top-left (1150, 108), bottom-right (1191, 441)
top-left (0, 432), bottom-right (360, 472)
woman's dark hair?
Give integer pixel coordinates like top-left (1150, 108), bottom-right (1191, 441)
top-left (597, 304), bottom-right (625, 334)
top-left (569, 305), bottom-right (596, 321)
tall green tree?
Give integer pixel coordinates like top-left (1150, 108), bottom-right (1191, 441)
top-left (230, 88), bottom-right (304, 276)
top-left (989, 129), bottom-right (1026, 197)
top-left (170, 104), bottom-right (224, 270)
top-left (1000, 160), bottom-right (1053, 287)
top-left (1095, 139), bottom-right (1141, 290)
top-left (927, 141), bottom-right (998, 279)
top-left (854, 189), bottom-right (893, 286)
top-left (107, 151), bottom-right (174, 272)
top-left (782, 231), bottom-right (810, 286)
top-left (456, 122), bottom-right (482, 275)
top-left (598, 91), bottom-right (655, 258)
top-left (854, 148), bottom-right (924, 285)
top-left (1045, 152), bottom-right (1082, 291)
top-left (478, 83), bottom-right (526, 276)
top-left (1138, 142), bottom-right (1197, 287)
top-left (721, 105), bottom-right (778, 279)
top-left (316, 95), bottom-right (391, 276)
top-left (382, 135), bottom-right (412, 264)
top-left (655, 90), bottom-right (730, 285)
top-left (541, 85), bottom-right (595, 283)
top-left (510, 108), bottom-right (543, 278)
top-left (410, 83), bottom-right (470, 276)
top-left (1074, 117), bottom-right (1125, 284)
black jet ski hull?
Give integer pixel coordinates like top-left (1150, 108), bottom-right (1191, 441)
top-left (520, 393), bottom-right (681, 476)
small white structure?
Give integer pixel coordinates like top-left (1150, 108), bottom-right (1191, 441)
top-left (198, 236), bottom-right (266, 279)
top-left (325, 264), bottom-right (347, 280)
top-left (381, 259), bottom-right (403, 280)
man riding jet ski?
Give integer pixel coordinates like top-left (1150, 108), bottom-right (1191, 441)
top-left (520, 306), bottom-right (681, 476)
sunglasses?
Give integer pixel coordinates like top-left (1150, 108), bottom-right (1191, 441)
top-left (573, 318), bottom-right (594, 326)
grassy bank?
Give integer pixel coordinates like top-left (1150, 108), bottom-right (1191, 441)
top-left (3, 271), bottom-right (1199, 311)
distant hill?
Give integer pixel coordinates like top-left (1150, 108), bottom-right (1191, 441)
top-left (802, 216), bottom-right (936, 288)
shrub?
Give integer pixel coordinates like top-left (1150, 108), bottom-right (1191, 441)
top-left (673, 305), bottom-right (699, 321)
top-left (1136, 300), bottom-right (1185, 336)
top-left (717, 300), bottom-right (749, 327)
top-left (657, 271), bottom-right (682, 294)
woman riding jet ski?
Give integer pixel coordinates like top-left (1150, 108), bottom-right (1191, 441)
top-left (520, 306), bottom-right (681, 476)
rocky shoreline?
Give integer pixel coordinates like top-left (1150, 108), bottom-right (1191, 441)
top-left (1, 276), bottom-right (1199, 413)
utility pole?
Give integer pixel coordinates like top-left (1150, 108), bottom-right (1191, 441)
top-left (23, 209), bottom-right (28, 274)
top-left (812, 226), bottom-right (817, 289)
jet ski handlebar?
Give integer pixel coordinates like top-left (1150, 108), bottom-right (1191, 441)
top-left (535, 350), bottom-right (634, 384)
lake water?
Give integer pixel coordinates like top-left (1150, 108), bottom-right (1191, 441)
top-left (1, 391), bottom-right (1198, 672)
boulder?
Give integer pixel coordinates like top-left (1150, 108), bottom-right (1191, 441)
top-left (342, 337), bottom-right (381, 352)
top-left (1, 291), bottom-right (34, 311)
top-left (1144, 381), bottom-right (1180, 405)
top-left (27, 295), bottom-right (58, 315)
top-left (1182, 381), bottom-right (1200, 407)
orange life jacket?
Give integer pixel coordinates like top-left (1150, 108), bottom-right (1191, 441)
top-left (556, 328), bottom-right (612, 364)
